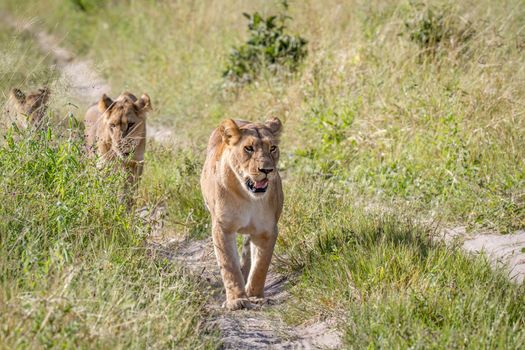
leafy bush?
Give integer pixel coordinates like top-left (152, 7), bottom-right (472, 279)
top-left (404, 5), bottom-right (474, 57)
top-left (223, 2), bottom-right (307, 85)
top-left (69, 0), bottom-right (105, 13)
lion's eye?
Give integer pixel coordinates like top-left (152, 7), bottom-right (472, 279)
top-left (110, 123), bottom-right (116, 129)
top-left (244, 146), bottom-right (254, 153)
top-left (270, 145), bottom-right (277, 152)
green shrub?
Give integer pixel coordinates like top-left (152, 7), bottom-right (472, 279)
top-left (69, 0), bottom-right (105, 13)
top-left (404, 4), bottom-right (474, 57)
top-left (223, 2), bottom-right (307, 85)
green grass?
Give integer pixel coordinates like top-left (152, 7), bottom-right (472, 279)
top-left (277, 178), bottom-right (525, 348)
top-left (0, 126), bottom-right (215, 349)
top-left (1, 0), bottom-right (525, 348)
top-left (0, 22), bottom-right (57, 92)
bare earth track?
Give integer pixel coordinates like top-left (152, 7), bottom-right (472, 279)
top-left (2, 11), bottom-right (525, 349)
top-left (154, 237), bottom-right (342, 349)
top-left (0, 12), bottom-right (342, 349)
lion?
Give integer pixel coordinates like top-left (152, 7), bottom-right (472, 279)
top-left (5, 87), bottom-right (50, 129)
top-left (84, 92), bottom-right (151, 195)
top-left (200, 117), bottom-right (284, 311)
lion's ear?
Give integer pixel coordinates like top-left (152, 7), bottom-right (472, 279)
top-left (265, 117), bottom-right (282, 137)
top-left (10, 88), bottom-right (26, 107)
top-left (98, 94), bottom-right (114, 113)
top-left (219, 119), bottom-right (241, 145)
top-left (134, 93), bottom-right (151, 113)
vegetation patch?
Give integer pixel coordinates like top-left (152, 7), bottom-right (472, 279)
top-left (0, 124), bottom-right (215, 348)
top-left (139, 144), bottom-right (209, 240)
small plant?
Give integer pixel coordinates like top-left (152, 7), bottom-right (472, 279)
top-left (223, 1), bottom-right (307, 85)
top-left (404, 5), bottom-right (474, 58)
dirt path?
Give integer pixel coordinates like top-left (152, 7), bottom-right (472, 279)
top-left (0, 12), bottom-right (109, 105)
top-left (1, 12), bottom-right (342, 349)
top-left (153, 237), bottom-right (342, 349)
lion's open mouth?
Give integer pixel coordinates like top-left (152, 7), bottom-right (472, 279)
top-left (245, 178), bottom-right (269, 193)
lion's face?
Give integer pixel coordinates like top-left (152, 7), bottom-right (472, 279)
top-left (220, 118), bottom-right (282, 198)
top-left (98, 92), bottom-right (150, 160)
top-left (6, 87), bottom-right (49, 128)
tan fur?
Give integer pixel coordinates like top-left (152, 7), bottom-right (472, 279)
top-left (6, 87), bottom-right (50, 129)
top-left (84, 92), bottom-right (151, 194)
top-left (201, 117), bottom-right (284, 311)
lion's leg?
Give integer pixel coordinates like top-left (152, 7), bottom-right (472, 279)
top-left (245, 228), bottom-right (277, 298)
top-left (240, 235), bottom-right (251, 282)
top-left (211, 224), bottom-right (252, 310)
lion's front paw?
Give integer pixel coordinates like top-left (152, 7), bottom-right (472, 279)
top-left (249, 297), bottom-right (274, 306)
top-left (222, 298), bottom-right (254, 311)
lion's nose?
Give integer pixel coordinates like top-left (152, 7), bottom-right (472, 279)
top-left (259, 168), bottom-right (273, 175)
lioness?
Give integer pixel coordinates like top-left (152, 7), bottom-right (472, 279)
top-left (200, 118), bottom-right (284, 311)
top-left (84, 92), bottom-right (151, 192)
top-left (6, 87), bottom-right (50, 129)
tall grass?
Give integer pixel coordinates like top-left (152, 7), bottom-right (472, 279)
top-left (0, 126), bottom-right (215, 348)
top-left (138, 143), bottom-right (209, 240)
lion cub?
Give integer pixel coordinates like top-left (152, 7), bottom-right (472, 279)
top-left (201, 118), bottom-right (284, 311)
top-left (84, 92), bottom-right (151, 193)
top-left (5, 87), bottom-right (50, 129)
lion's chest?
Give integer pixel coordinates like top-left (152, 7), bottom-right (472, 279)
top-left (230, 200), bottom-right (276, 235)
